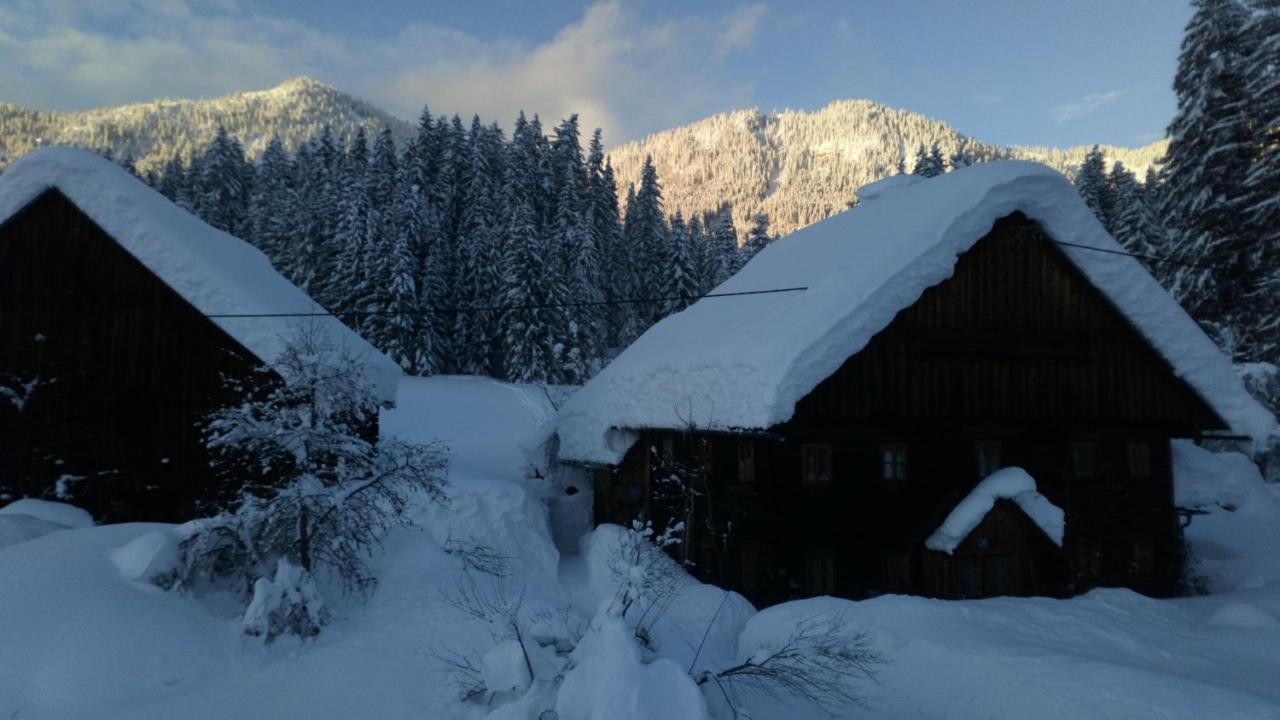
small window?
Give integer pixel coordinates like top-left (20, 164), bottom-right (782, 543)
top-left (1070, 442), bottom-right (1097, 478)
top-left (802, 444), bottom-right (832, 484)
top-left (975, 441), bottom-right (1002, 478)
top-left (881, 443), bottom-right (909, 481)
top-left (737, 442), bottom-right (756, 483)
top-left (1127, 442), bottom-right (1151, 478)
top-left (805, 553), bottom-right (836, 595)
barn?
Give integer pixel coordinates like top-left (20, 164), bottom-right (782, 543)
top-left (557, 162), bottom-right (1276, 604)
top-left (0, 147), bottom-right (400, 522)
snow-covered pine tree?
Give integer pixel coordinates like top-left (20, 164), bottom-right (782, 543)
top-left (912, 142), bottom-right (946, 178)
top-left (1075, 146), bottom-right (1114, 232)
top-left (1161, 0), bottom-right (1256, 353)
top-left (632, 157), bottom-right (670, 328)
top-left (180, 325), bottom-right (448, 640)
top-left (707, 204), bottom-right (741, 287)
top-left (158, 156), bottom-right (186, 204)
top-left (502, 194), bottom-right (556, 383)
top-left (1107, 161), bottom-right (1168, 262)
top-left (1242, 0), bottom-right (1280, 360)
top-left (193, 126), bottom-right (250, 236)
top-left (741, 212), bottom-right (773, 259)
top-left (616, 183), bottom-right (644, 346)
top-left (588, 134), bottom-right (624, 349)
top-left (662, 212), bottom-right (701, 317)
top-left (331, 129), bottom-right (373, 316)
top-left (454, 116), bottom-right (501, 376)
top-left (295, 127), bottom-right (343, 299)
top-left (247, 137), bottom-right (295, 268)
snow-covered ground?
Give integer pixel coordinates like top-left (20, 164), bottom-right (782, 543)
top-left (2, 378), bottom-right (1280, 719)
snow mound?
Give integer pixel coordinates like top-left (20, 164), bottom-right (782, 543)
top-left (111, 528), bottom-right (181, 583)
top-left (380, 376), bottom-right (555, 482)
top-left (0, 513), bottom-right (68, 549)
top-left (556, 617), bottom-right (706, 720)
top-left (1207, 602), bottom-right (1280, 630)
top-left (0, 147), bottom-right (400, 404)
top-left (0, 498), bottom-right (94, 528)
top-left (482, 640), bottom-right (533, 695)
top-left (925, 467), bottom-right (1064, 554)
top-left (558, 161), bottom-right (1276, 466)
top-left (1174, 440), bottom-right (1280, 591)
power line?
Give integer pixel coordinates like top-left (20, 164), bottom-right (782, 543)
top-left (203, 236), bottom-right (1227, 321)
top-left (205, 286), bottom-right (811, 319)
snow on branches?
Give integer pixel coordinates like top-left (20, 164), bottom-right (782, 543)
top-left (164, 325), bottom-right (448, 640)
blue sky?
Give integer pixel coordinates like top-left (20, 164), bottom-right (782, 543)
top-left (0, 0), bottom-right (1191, 148)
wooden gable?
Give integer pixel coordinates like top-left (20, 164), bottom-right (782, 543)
top-left (0, 189), bottom-right (266, 521)
top-left (791, 212), bottom-right (1225, 435)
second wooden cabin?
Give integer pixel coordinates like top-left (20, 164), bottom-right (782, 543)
top-left (557, 163), bottom-right (1274, 605)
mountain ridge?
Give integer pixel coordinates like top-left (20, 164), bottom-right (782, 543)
top-left (0, 79), bottom-right (1165, 237)
top-left (606, 99), bottom-right (1167, 236)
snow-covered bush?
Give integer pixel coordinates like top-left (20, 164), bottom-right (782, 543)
top-left (242, 557), bottom-right (328, 642)
top-left (163, 326), bottom-right (448, 639)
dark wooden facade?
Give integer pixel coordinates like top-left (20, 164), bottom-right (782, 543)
top-left (592, 213), bottom-right (1223, 604)
top-left (0, 189), bottom-right (266, 521)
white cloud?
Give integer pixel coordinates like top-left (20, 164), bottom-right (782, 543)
top-left (1050, 90), bottom-right (1127, 123)
top-left (0, 0), bottom-right (766, 145)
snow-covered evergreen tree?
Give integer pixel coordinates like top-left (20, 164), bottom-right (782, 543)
top-left (502, 195), bottom-right (555, 383)
top-left (247, 136), bottom-right (295, 267)
top-left (172, 326), bottom-right (448, 640)
top-left (192, 126), bottom-right (250, 236)
top-left (1160, 0), bottom-right (1256, 351)
top-left (662, 212), bottom-right (702, 316)
top-left (1075, 146), bottom-right (1114, 231)
top-left (741, 213), bottom-right (774, 259)
top-left (1107, 162), bottom-right (1167, 261)
top-left (912, 142), bottom-right (946, 178)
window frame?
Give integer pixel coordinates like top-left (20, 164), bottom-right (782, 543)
top-left (801, 443), bottom-right (833, 485)
top-left (880, 442), bottom-right (909, 482)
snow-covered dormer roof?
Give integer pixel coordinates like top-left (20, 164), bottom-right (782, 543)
top-left (925, 468), bottom-right (1064, 555)
top-left (558, 160), bottom-right (1276, 466)
top-left (0, 147), bottom-right (400, 405)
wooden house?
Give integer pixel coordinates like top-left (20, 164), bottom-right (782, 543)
top-left (0, 148), bottom-right (400, 522)
top-left (557, 163), bottom-right (1275, 605)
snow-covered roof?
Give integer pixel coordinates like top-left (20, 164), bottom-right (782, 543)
top-left (559, 160), bottom-right (1277, 466)
top-left (925, 467), bottom-right (1064, 554)
top-left (0, 147), bottom-right (400, 404)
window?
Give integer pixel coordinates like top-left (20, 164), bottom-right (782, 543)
top-left (805, 554), bottom-right (836, 595)
top-left (1070, 441), bottom-right (1098, 478)
top-left (975, 440), bottom-right (1002, 478)
top-left (801, 444), bottom-right (832, 484)
top-left (1127, 442), bottom-right (1151, 478)
top-left (737, 442), bottom-right (756, 483)
top-left (881, 443), bottom-right (909, 481)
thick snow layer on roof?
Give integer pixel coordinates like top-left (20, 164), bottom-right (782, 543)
top-left (925, 467), bottom-right (1064, 554)
top-left (559, 160), bottom-right (1277, 465)
top-left (0, 147), bottom-right (400, 404)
